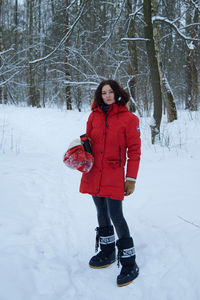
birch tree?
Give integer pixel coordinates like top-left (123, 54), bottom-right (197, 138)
top-left (152, 0), bottom-right (177, 123)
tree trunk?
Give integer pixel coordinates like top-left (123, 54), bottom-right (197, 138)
top-left (98, 1), bottom-right (106, 77)
top-left (152, 0), bottom-right (177, 123)
top-left (0, 0), bottom-right (2, 104)
top-left (185, 7), bottom-right (192, 110)
top-left (14, 0), bottom-right (18, 52)
top-left (33, 0), bottom-right (40, 107)
top-left (114, 0), bottom-right (121, 56)
top-left (190, 8), bottom-right (198, 111)
top-left (26, 0), bottom-right (40, 107)
top-left (65, 0), bottom-right (72, 110)
top-left (185, 6), bottom-right (198, 111)
top-left (27, 0), bottom-right (35, 106)
top-left (126, 0), bottom-right (138, 113)
top-left (143, 0), bottom-right (162, 144)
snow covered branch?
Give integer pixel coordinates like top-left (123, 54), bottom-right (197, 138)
top-left (0, 48), bottom-right (14, 56)
top-left (121, 37), bottom-right (150, 42)
top-left (152, 16), bottom-right (200, 41)
top-left (63, 81), bottom-right (98, 86)
top-left (129, 5), bottom-right (143, 17)
top-left (0, 69), bottom-right (23, 87)
top-left (29, 3), bottom-right (86, 64)
top-left (190, 0), bottom-right (200, 12)
top-left (93, 0), bottom-right (126, 54)
top-left (180, 23), bottom-right (200, 30)
top-left (67, 47), bottom-right (100, 80)
top-left (120, 6), bottom-right (150, 44)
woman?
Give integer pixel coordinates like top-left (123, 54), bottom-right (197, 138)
top-left (80, 79), bottom-right (141, 287)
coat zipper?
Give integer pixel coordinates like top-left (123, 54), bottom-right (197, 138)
top-left (95, 105), bottom-right (113, 195)
top-left (119, 146), bottom-right (121, 167)
top-left (105, 105), bottom-right (113, 128)
top-left (95, 118), bottom-right (107, 196)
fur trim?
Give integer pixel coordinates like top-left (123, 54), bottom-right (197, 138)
top-left (68, 139), bottom-right (81, 149)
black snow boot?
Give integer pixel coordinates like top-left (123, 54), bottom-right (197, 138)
top-left (116, 237), bottom-right (139, 287)
top-left (89, 226), bottom-right (116, 268)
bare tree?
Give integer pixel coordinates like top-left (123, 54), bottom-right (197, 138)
top-left (126, 0), bottom-right (138, 113)
top-left (14, 0), bottom-right (18, 52)
top-left (185, 3), bottom-right (199, 111)
top-left (65, 0), bottom-right (72, 110)
top-left (27, 0), bottom-right (35, 107)
top-left (0, 0), bottom-right (2, 104)
top-left (152, 0), bottom-right (177, 123)
top-left (0, 0), bottom-right (199, 119)
top-left (191, 7), bottom-right (199, 111)
top-left (143, 0), bottom-right (162, 144)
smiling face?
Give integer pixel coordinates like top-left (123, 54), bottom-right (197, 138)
top-left (101, 84), bottom-right (115, 105)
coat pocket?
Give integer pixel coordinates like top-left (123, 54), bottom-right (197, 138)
top-left (107, 160), bottom-right (121, 169)
top-left (107, 146), bottom-right (122, 169)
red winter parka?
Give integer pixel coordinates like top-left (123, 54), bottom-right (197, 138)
top-left (80, 103), bottom-right (141, 200)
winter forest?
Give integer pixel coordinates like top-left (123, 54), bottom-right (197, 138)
top-left (0, 0), bottom-right (199, 142)
top-left (1, 1), bottom-right (200, 300)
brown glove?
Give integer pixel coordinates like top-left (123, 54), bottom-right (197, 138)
top-left (124, 180), bottom-right (136, 196)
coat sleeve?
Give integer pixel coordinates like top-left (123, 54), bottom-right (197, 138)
top-left (125, 115), bottom-right (141, 180)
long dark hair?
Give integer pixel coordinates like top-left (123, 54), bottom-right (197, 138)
top-left (93, 79), bottom-right (129, 107)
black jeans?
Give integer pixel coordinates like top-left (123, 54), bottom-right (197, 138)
top-left (92, 196), bottom-right (130, 239)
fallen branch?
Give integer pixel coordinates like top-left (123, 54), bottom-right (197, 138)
top-left (178, 215), bottom-right (200, 229)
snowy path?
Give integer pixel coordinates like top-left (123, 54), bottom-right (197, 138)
top-left (0, 106), bottom-right (200, 300)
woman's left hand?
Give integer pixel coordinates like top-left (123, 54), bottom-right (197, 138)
top-left (124, 180), bottom-right (135, 196)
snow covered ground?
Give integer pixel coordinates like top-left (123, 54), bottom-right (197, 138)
top-left (0, 105), bottom-right (200, 300)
